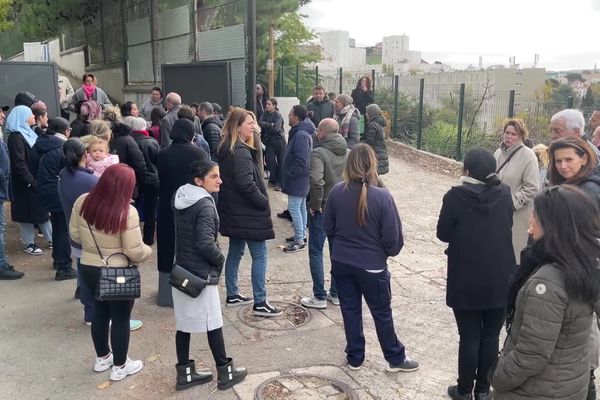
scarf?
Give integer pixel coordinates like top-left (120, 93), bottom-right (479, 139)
top-left (5, 105), bottom-right (38, 148)
top-left (505, 240), bottom-right (552, 332)
top-left (336, 104), bottom-right (357, 137)
top-left (460, 176), bottom-right (485, 185)
top-left (82, 83), bottom-right (97, 100)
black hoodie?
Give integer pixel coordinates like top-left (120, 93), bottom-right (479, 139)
top-left (437, 181), bottom-right (516, 310)
top-left (30, 134), bottom-right (66, 212)
top-left (577, 164), bottom-right (600, 209)
top-left (109, 122), bottom-right (147, 186)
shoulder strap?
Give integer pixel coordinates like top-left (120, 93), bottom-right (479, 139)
top-left (86, 221), bottom-right (106, 266)
top-left (496, 145), bottom-right (524, 174)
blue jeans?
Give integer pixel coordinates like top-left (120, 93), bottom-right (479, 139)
top-left (288, 195), bottom-right (307, 242)
top-left (0, 202), bottom-right (9, 270)
top-left (332, 262), bottom-right (406, 367)
top-left (308, 211), bottom-right (337, 300)
top-left (19, 220), bottom-right (52, 245)
top-left (225, 238), bottom-right (268, 304)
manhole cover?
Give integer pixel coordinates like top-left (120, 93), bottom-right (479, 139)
top-left (255, 373), bottom-right (358, 400)
top-left (238, 301), bottom-right (311, 330)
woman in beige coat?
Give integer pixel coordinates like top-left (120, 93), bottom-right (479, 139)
top-left (69, 163), bottom-right (152, 382)
top-left (493, 119), bottom-right (540, 264)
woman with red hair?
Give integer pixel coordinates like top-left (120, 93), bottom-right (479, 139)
top-left (69, 163), bottom-right (152, 382)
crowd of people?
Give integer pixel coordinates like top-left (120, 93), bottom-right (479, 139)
top-left (1, 72), bottom-right (600, 399)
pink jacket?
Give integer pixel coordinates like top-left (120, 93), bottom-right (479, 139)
top-left (86, 153), bottom-right (120, 177)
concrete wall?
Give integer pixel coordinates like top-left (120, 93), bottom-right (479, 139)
top-left (90, 66), bottom-right (126, 104)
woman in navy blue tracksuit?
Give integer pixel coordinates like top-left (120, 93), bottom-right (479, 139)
top-left (324, 143), bottom-right (419, 372)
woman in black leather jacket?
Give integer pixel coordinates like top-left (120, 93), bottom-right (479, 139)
top-left (258, 98), bottom-right (286, 190)
top-left (171, 159), bottom-right (247, 392)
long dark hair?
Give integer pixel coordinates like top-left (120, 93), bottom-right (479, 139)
top-left (534, 185), bottom-right (600, 303)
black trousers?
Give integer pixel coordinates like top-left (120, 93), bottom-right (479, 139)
top-left (80, 264), bottom-right (134, 366)
top-left (453, 308), bottom-right (505, 394)
top-left (141, 183), bottom-right (159, 246)
top-left (49, 211), bottom-right (71, 271)
top-left (265, 136), bottom-right (286, 187)
top-left (176, 328), bottom-right (228, 366)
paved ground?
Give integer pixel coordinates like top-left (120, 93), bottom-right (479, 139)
top-left (1, 151), bottom-right (476, 400)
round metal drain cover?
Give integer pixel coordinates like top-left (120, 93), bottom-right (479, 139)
top-left (238, 301), bottom-right (311, 330)
top-left (255, 373), bottom-right (358, 400)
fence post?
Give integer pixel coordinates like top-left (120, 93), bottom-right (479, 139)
top-left (392, 75), bottom-right (399, 140)
top-left (416, 78), bottom-right (425, 150)
top-left (508, 90), bottom-right (515, 118)
top-left (371, 69), bottom-right (376, 100)
top-left (295, 64), bottom-right (300, 98)
top-left (456, 83), bottom-right (465, 160)
top-left (315, 66), bottom-right (319, 87)
top-left (339, 67), bottom-right (343, 94)
top-left (567, 96), bottom-right (574, 108)
top-left (278, 66), bottom-right (283, 97)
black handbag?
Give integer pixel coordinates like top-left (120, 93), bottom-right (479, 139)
top-left (169, 264), bottom-right (219, 298)
top-left (87, 222), bottom-right (141, 301)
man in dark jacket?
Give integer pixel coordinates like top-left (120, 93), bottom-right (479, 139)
top-left (31, 117), bottom-right (77, 280)
top-left (131, 118), bottom-right (160, 245)
top-left (160, 92), bottom-right (182, 149)
top-left (198, 102), bottom-right (223, 162)
top-left (300, 118), bottom-right (347, 309)
top-left (156, 119), bottom-right (209, 307)
top-left (306, 85), bottom-right (335, 128)
top-left (0, 105), bottom-right (23, 279)
top-left (282, 105), bottom-right (314, 253)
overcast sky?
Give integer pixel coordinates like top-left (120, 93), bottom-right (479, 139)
top-left (300, 0), bottom-right (600, 71)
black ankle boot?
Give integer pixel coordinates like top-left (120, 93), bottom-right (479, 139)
top-left (448, 385), bottom-right (473, 400)
top-left (217, 358), bottom-right (247, 390)
top-left (175, 360), bottom-right (213, 391)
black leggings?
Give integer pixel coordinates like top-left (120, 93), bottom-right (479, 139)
top-left (80, 264), bottom-right (134, 366)
top-left (176, 328), bottom-right (228, 366)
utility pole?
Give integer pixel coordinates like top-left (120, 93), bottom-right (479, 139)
top-left (247, 0), bottom-right (257, 113)
top-left (268, 26), bottom-right (275, 97)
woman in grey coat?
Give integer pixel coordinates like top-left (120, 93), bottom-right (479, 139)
top-left (363, 104), bottom-right (389, 175)
top-left (491, 186), bottom-right (600, 399)
top-left (69, 73), bottom-right (112, 112)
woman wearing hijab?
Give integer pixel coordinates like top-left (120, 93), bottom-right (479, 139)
top-left (156, 119), bottom-right (209, 307)
top-left (70, 73), bottom-right (112, 112)
top-left (5, 106), bottom-right (53, 256)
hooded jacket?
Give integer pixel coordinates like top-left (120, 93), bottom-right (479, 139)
top-left (200, 115), bottom-right (223, 162)
top-left (109, 122), bottom-right (147, 187)
top-left (131, 131), bottom-right (160, 187)
top-left (172, 184), bottom-right (224, 278)
top-left (363, 116), bottom-right (389, 175)
top-left (437, 181), bottom-right (516, 309)
top-left (156, 118), bottom-right (209, 273)
top-left (30, 134), bottom-right (67, 213)
top-left (217, 139), bottom-right (274, 241)
top-left (281, 118), bottom-right (314, 197)
top-left (309, 133), bottom-right (348, 211)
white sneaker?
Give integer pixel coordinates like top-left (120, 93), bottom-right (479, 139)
top-left (300, 295), bottom-right (327, 309)
top-left (327, 293), bottom-right (340, 306)
top-left (110, 358), bottom-right (143, 381)
top-left (94, 353), bottom-right (113, 372)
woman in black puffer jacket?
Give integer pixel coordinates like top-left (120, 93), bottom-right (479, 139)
top-left (363, 104), bottom-right (389, 175)
top-left (171, 159), bottom-right (247, 392)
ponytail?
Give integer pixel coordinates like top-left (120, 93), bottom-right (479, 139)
top-left (356, 177), bottom-right (369, 226)
top-left (484, 172), bottom-right (501, 187)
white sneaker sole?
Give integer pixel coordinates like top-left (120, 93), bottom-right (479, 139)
top-left (225, 300), bottom-right (253, 308)
top-left (110, 363), bottom-right (143, 381)
top-left (300, 301), bottom-right (327, 309)
top-left (385, 365), bottom-right (419, 373)
top-left (252, 310), bottom-right (283, 317)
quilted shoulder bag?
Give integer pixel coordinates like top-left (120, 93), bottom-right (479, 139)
top-left (87, 221), bottom-right (141, 301)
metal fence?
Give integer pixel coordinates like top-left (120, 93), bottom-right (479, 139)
top-left (276, 66), bottom-right (593, 160)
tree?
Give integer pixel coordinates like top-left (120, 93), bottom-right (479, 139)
top-left (565, 72), bottom-right (584, 83)
top-left (0, 0), bottom-right (15, 32)
top-left (583, 87), bottom-right (595, 108)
